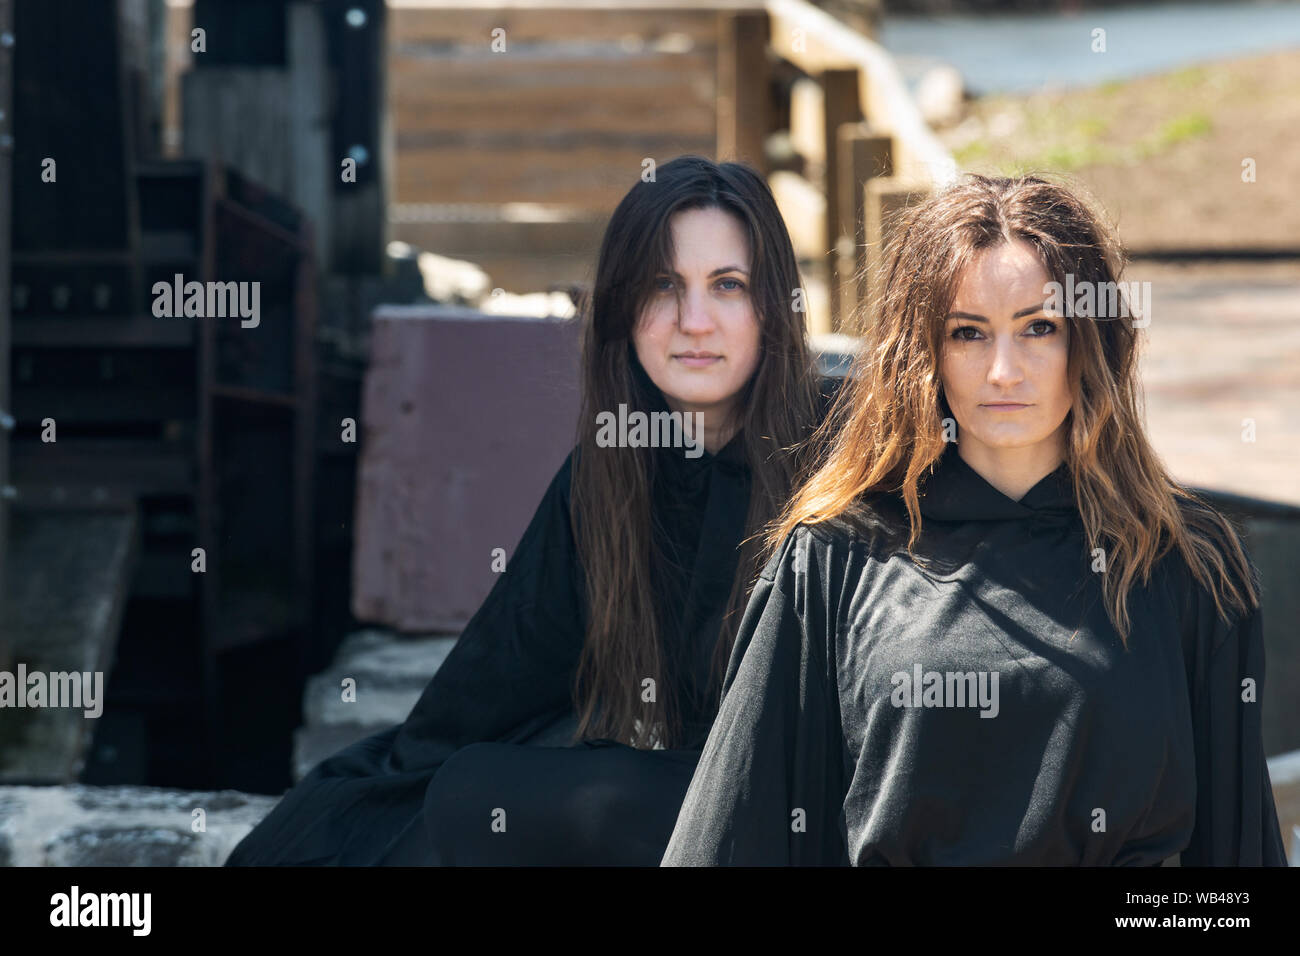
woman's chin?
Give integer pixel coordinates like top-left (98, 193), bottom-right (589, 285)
top-left (661, 387), bottom-right (735, 414)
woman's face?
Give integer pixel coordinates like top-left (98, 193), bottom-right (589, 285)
top-left (939, 239), bottom-right (1072, 467)
top-left (632, 206), bottom-right (762, 429)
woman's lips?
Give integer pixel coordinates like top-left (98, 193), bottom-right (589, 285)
top-left (982, 403), bottom-right (1029, 411)
top-left (674, 353), bottom-right (722, 368)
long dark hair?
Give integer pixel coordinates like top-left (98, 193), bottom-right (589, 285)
top-left (571, 155), bottom-right (821, 748)
top-left (770, 173), bottom-right (1258, 644)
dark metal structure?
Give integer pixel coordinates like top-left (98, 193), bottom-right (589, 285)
top-left (0, 0), bottom-right (12, 679)
top-left (3, 0), bottom-right (320, 788)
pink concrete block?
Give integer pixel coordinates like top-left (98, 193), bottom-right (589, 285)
top-left (352, 305), bottom-right (581, 631)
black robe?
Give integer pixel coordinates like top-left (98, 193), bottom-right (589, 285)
top-left (661, 442), bottom-right (1288, 866)
top-left (226, 423), bottom-right (760, 865)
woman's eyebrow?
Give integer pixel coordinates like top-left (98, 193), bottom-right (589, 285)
top-left (663, 266), bottom-right (750, 278)
top-left (945, 304), bottom-right (1048, 322)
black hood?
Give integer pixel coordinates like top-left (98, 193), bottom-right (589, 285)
top-left (917, 442), bottom-right (1075, 523)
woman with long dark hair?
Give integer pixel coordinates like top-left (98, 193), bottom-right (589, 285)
top-left (662, 173), bottom-right (1287, 866)
top-left (226, 155), bottom-right (830, 865)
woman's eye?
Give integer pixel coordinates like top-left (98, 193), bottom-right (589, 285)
top-left (717, 278), bottom-right (744, 292)
top-left (653, 277), bottom-right (674, 292)
top-left (950, 321), bottom-right (1057, 341)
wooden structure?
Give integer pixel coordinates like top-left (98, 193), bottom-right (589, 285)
top-left (386, 0), bottom-right (955, 332)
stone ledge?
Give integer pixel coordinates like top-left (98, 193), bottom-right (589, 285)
top-left (293, 629), bottom-right (457, 782)
top-left (0, 785), bottom-right (278, 866)
top-left (301, 629), bottom-right (456, 729)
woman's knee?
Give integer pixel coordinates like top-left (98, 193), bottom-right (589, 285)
top-left (422, 742), bottom-right (508, 862)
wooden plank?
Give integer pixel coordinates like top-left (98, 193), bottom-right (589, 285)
top-left (767, 2), bottom-right (856, 74)
top-left (390, 45), bottom-right (717, 75)
top-left (822, 68), bottom-right (859, 332)
top-left (837, 125), bottom-right (891, 330)
top-left (394, 142), bottom-right (717, 206)
top-left (768, 0), bottom-right (954, 187)
top-left (391, 95), bottom-right (717, 136)
top-left (715, 10), bottom-right (768, 171)
top-left (396, 129), bottom-right (717, 154)
top-left (389, 51), bottom-right (717, 95)
top-left (862, 178), bottom-right (928, 335)
top-left (161, 0), bottom-right (192, 156)
top-left (387, 8), bottom-right (729, 209)
top-left (390, 7), bottom-right (730, 47)
top-left (390, 215), bottom-right (608, 258)
top-left (391, 0), bottom-right (763, 7)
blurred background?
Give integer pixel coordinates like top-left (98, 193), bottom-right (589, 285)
top-left (0, 0), bottom-right (1295, 865)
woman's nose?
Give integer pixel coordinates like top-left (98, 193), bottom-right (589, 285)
top-left (987, 336), bottom-right (1025, 384)
top-left (676, 290), bottom-right (715, 334)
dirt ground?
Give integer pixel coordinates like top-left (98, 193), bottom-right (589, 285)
top-left (939, 49), bottom-right (1300, 250)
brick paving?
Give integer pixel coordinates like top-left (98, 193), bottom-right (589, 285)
top-left (1134, 263), bottom-right (1300, 507)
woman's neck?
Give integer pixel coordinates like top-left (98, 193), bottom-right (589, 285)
top-left (702, 414), bottom-right (739, 455)
top-left (955, 433), bottom-right (1065, 502)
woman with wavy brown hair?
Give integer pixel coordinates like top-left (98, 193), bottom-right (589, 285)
top-left (226, 155), bottom-right (832, 865)
top-left (662, 173), bottom-right (1287, 866)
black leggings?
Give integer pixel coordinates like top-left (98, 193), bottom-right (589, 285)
top-left (376, 739), bottom-right (701, 866)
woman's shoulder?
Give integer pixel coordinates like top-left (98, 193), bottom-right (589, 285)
top-left (761, 506), bottom-right (900, 582)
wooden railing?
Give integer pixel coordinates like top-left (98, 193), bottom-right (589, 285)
top-left (765, 0), bottom-right (956, 332)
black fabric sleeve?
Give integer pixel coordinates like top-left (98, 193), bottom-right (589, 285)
top-left (661, 527), bottom-right (850, 865)
top-left (389, 452), bottom-right (587, 771)
top-left (1180, 586), bottom-right (1288, 865)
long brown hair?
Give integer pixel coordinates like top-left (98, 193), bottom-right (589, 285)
top-left (769, 173), bottom-right (1257, 645)
top-left (571, 155), bottom-right (821, 748)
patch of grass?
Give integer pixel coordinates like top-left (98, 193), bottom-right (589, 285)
top-left (953, 139), bottom-right (990, 165)
top-left (1130, 111), bottom-right (1213, 160)
top-left (1035, 142), bottom-right (1112, 171)
top-left (1074, 115), bottom-right (1110, 139)
top-left (1167, 65), bottom-right (1207, 89)
top-left (1153, 111), bottom-right (1212, 148)
top-left (948, 67), bottom-right (1220, 174)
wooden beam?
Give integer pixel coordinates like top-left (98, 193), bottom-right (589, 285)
top-left (389, 0), bottom-right (765, 10)
top-left (821, 68), bottom-right (859, 332)
top-left (390, 6), bottom-right (730, 47)
top-left (837, 123), bottom-right (891, 330)
top-left (862, 178), bottom-right (928, 336)
top-left (767, 0), bottom-right (955, 187)
top-left (715, 10), bottom-right (769, 172)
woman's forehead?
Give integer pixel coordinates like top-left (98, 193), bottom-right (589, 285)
top-left (951, 243), bottom-right (1051, 308)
